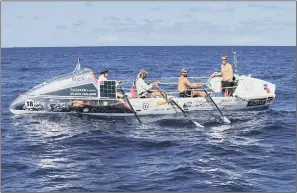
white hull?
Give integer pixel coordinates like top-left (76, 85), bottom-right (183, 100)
top-left (10, 95), bottom-right (274, 116)
top-left (9, 67), bottom-right (276, 118)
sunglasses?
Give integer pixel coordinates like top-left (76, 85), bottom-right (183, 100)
top-left (222, 59), bottom-right (227, 61)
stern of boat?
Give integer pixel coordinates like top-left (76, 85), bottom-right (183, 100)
top-left (206, 74), bottom-right (276, 108)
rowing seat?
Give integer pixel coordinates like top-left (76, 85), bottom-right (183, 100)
top-left (130, 87), bottom-right (137, 98)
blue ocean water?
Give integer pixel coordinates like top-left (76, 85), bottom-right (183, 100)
top-left (1, 46), bottom-right (296, 192)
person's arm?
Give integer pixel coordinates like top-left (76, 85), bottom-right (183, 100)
top-left (116, 80), bottom-right (122, 87)
top-left (218, 65), bottom-right (223, 76)
top-left (146, 82), bottom-right (154, 90)
top-left (185, 78), bottom-right (199, 88)
top-left (197, 81), bottom-right (204, 87)
top-left (211, 68), bottom-right (222, 77)
top-left (139, 79), bottom-right (154, 91)
top-left (228, 64), bottom-right (233, 82)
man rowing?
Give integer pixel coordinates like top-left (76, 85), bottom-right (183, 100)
top-left (135, 69), bottom-right (163, 98)
top-left (211, 56), bottom-right (234, 96)
top-left (178, 68), bottom-right (205, 97)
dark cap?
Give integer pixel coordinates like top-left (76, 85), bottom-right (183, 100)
top-left (100, 68), bottom-right (109, 74)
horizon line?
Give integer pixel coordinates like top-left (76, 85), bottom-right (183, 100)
top-left (2, 45), bottom-right (296, 49)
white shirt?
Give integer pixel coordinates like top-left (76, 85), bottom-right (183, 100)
top-left (135, 78), bottom-right (153, 96)
top-left (98, 75), bottom-right (107, 81)
top-left (98, 75), bottom-right (121, 88)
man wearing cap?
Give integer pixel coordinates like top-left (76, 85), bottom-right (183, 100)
top-left (211, 56), bottom-right (234, 96)
top-left (178, 68), bottom-right (205, 97)
top-left (99, 68), bottom-right (122, 85)
top-left (98, 68), bottom-right (123, 98)
top-left (135, 69), bottom-right (162, 98)
top-left (98, 68), bottom-right (109, 81)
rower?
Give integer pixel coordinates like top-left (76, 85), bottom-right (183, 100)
top-left (178, 68), bottom-right (205, 97)
top-left (98, 68), bottom-right (123, 98)
top-left (98, 68), bottom-right (108, 81)
top-left (99, 68), bottom-right (122, 85)
top-left (211, 56), bottom-right (234, 96)
top-left (135, 69), bottom-right (162, 98)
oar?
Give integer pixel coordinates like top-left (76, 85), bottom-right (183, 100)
top-left (158, 90), bottom-right (204, 128)
top-left (119, 88), bottom-right (143, 125)
top-left (203, 89), bottom-right (231, 124)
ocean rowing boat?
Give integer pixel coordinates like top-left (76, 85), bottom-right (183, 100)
top-left (10, 53), bottom-right (276, 126)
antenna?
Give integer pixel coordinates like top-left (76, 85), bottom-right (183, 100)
top-left (73, 57), bottom-right (81, 72)
top-left (232, 51), bottom-right (238, 74)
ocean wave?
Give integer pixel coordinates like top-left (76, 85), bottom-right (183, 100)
top-left (2, 46), bottom-right (296, 192)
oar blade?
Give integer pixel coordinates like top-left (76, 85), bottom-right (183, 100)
top-left (222, 116), bottom-right (231, 124)
top-left (194, 121), bottom-right (204, 128)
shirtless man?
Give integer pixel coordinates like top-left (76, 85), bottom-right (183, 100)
top-left (178, 68), bottom-right (205, 97)
top-left (211, 56), bottom-right (234, 96)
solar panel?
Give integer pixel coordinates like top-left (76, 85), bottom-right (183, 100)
top-left (99, 80), bottom-right (117, 99)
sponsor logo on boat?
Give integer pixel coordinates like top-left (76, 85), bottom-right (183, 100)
top-left (221, 105), bottom-right (234, 109)
top-left (72, 100), bottom-right (85, 107)
top-left (183, 101), bottom-right (192, 107)
top-left (25, 99), bottom-right (35, 109)
top-left (263, 84), bottom-right (271, 94)
top-left (72, 75), bottom-right (92, 82)
top-left (156, 101), bottom-right (168, 106)
top-left (142, 103), bottom-right (149, 110)
top-left (153, 107), bottom-right (165, 112)
top-left (71, 88), bottom-right (87, 92)
top-left (44, 83), bottom-right (98, 97)
top-left (198, 103), bottom-right (209, 108)
top-left (263, 84), bottom-right (267, 89)
top-left (217, 99), bottom-right (232, 105)
top-left (70, 88), bottom-right (97, 96)
top-left (194, 101), bottom-right (206, 107)
top-left (220, 99), bottom-right (230, 103)
top-left (247, 98), bottom-right (266, 107)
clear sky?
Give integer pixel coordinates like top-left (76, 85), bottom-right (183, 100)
top-left (2, 1), bottom-right (296, 47)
